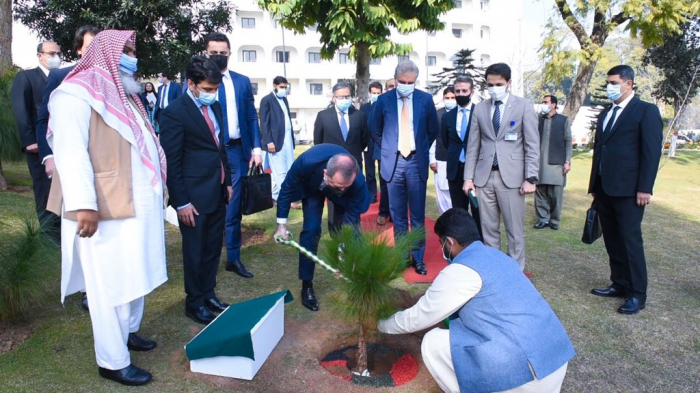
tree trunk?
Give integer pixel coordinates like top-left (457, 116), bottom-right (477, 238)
top-left (0, 0), bottom-right (12, 73)
top-left (355, 41), bottom-right (370, 106)
top-left (356, 324), bottom-right (368, 374)
top-left (0, 159), bottom-right (8, 191)
top-left (562, 60), bottom-right (598, 120)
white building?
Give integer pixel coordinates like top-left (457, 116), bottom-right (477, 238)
top-left (226, 0), bottom-right (523, 141)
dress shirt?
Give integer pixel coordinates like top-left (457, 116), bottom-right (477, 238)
top-left (275, 95), bottom-right (293, 135)
top-left (602, 92), bottom-right (634, 131)
top-left (457, 106), bottom-right (470, 138)
top-left (336, 108), bottom-right (349, 131)
top-left (39, 64), bottom-right (50, 76)
top-left (378, 263), bottom-right (482, 334)
top-left (161, 82), bottom-right (171, 108)
top-left (396, 91), bottom-right (416, 152)
top-left (220, 72), bottom-right (240, 140)
top-left (489, 92), bottom-right (510, 127)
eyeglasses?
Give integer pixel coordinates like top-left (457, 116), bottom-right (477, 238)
top-left (335, 95), bottom-right (351, 100)
top-left (40, 51), bottom-right (61, 56)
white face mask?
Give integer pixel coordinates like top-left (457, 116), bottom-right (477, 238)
top-left (444, 99), bottom-right (457, 110)
top-left (488, 85), bottom-right (508, 101)
top-left (370, 93), bottom-right (380, 103)
top-left (46, 55), bottom-right (61, 69)
top-left (538, 104), bottom-right (552, 115)
top-left (396, 82), bottom-right (415, 97)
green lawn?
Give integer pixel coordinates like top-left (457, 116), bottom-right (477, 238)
top-left (1, 149), bottom-right (699, 392)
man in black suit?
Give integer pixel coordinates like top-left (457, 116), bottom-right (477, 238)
top-left (11, 41), bottom-right (61, 234)
top-left (359, 81), bottom-right (383, 203)
top-left (274, 144), bottom-right (371, 311)
top-left (160, 56), bottom-right (233, 325)
top-left (154, 70), bottom-right (182, 122)
top-left (313, 82), bottom-right (370, 233)
top-left (431, 86), bottom-right (456, 214)
top-left (589, 65), bottom-right (663, 315)
top-left (441, 76), bottom-right (475, 211)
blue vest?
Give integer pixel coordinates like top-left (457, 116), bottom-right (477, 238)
top-left (449, 242), bottom-right (575, 393)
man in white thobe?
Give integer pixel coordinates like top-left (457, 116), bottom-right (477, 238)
top-left (46, 30), bottom-right (167, 386)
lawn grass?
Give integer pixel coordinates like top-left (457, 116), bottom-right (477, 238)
top-left (1, 150), bottom-right (699, 392)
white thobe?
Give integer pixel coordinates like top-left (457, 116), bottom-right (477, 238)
top-left (429, 141), bottom-right (452, 214)
top-left (268, 95), bottom-right (295, 201)
top-left (49, 91), bottom-right (167, 369)
top-left (378, 263), bottom-right (567, 393)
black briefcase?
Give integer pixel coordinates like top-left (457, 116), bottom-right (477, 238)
top-left (241, 166), bottom-right (273, 215)
top-left (581, 202), bottom-right (602, 244)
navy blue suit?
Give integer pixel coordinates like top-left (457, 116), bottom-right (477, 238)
top-left (369, 89), bottom-right (438, 262)
top-left (359, 102), bottom-right (378, 202)
top-left (440, 104), bottom-right (474, 210)
top-left (154, 82), bottom-right (182, 121)
top-left (277, 144), bottom-right (371, 281)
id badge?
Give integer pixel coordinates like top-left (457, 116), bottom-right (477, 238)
top-left (505, 132), bottom-right (517, 141)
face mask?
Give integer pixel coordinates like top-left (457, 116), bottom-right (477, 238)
top-left (456, 95), bottom-right (471, 107)
top-left (157, 77), bottom-right (163, 84)
top-left (370, 93), bottom-right (380, 103)
top-left (441, 239), bottom-right (454, 263)
top-left (444, 100), bottom-right (457, 110)
top-left (335, 98), bottom-right (352, 112)
top-left (46, 55), bottom-right (61, 69)
top-left (606, 84), bottom-right (625, 102)
top-left (209, 54), bottom-right (229, 72)
top-left (539, 104), bottom-right (551, 115)
top-left (195, 87), bottom-right (217, 106)
top-left (320, 178), bottom-right (345, 197)
top-left (396, 82), bottom-right (415, 97)
top-left (487, 85), bottom-right (507, 101)
top-left (275, 87), bottom-right (288, 98)
top-left (119, 53), bottom-right (138, 75)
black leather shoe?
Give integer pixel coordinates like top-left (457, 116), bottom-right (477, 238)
top-left (204, 297), bottom-right (229, 314)
top-left (533, 222), bottom-right (549, 229)
top-left (98, 364), bottom-right (152, 386)
top-left (301, 281), bottom-right (319, 311)
top-left (618, 297), bottom-right (646, 314)
top-left (185, 306), bottom-right (216, 324)
top-left (127, 333), bottom-right (157, 352)
top-left (82, 293), bottom-right (89, 312)
top-left (412, 260), bottom-right (427, 275)
top-left (549, 222), bottom-right (559, 230)
top-left (226, 260), bottom-right (254, 278)
top-left (591, 286), bottom-right (627, 298)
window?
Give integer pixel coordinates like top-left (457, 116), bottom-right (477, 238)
top-left (455, 0), bottom-right (463, 7)
top-left (308, 52), bottom-right (321, 63)
top-left (309, 83), bottom-right (323, 95)
top-left (241, 18), bottom-right (255, 29)
top-left (339, 53), bottom-right (350, 64)
top-left (480, 54), bottom-right (491, 65)
top-left (242, 50), bottom-right (257, 62)
top-left (398, 55), bottom-right (409, 62)
top-left (251, 83), bottom-right (259, 95)
top-left (452, 28), bottom-right (462, 38)
top-left (480, 26), bottom-right (490, 40)
top-left (480, 0), bottom-right (490, 11)
top-left (426, 56), bottom-right (437, 66)
top-left (276, 51), bottom-right (290, 63)
top-left (290, 112), bottom-right (297, 119)
top-left (370, 58), bottom-right (381, 65)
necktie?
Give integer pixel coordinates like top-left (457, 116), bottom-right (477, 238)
top-left (201, 106), bottom-right (225, 184)
top-left (399, 97), bottom-right (412, 157)
top-left (492, 100), bottom-right (502, 167)
top-left (160, 84), bottom-right (167, 109)
top-left (459, 108), bottom-right (468, 163)
top-left (603, 106), bottom-right (621, 134)
top-left (340, 111), bottom-right (348, 142)
top-left (218, 74), bottom-right (229, 144)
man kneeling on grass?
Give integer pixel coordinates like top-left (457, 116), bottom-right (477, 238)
top-left (378, 208), bottom-right (575, 393)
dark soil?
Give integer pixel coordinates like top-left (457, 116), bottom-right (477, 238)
top-left (0, 322), bottom-right (34, 355)
top-left (241, 225), bottom-right (269, 247)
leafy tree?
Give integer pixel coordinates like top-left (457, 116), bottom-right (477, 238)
top-left (0, 0), bottom-right (11, 73)
top-left (543, 0), bottom-right (699, 119)
top-left (429, 48), bottom-right (485, 95)
top-left (13, 0), bottom-right (234, 77)
top-left (258, 0), bottom-right (455, 104)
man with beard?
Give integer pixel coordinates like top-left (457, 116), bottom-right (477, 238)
top-left (274, 144), bottom-right (370, 311)
top-left (46, 30), bottom-right (167, 386)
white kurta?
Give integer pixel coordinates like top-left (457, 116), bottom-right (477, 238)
top-left (429, 141), bottom-right (452, 215)
top-left (49, 92), bottom-right (167, 308)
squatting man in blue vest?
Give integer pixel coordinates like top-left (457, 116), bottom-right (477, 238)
top-left (378, 208), bottom-right (575, 393)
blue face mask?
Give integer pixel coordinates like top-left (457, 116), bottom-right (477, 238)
top-left (335, 98), bottom-right (352, 112)
top-left (275, 88), bottom-right (288, 98)
top-left (370, 93), bottom-right (379, 103)
top-left (396, 82), bottom-right (415, 97)
top-left (119, 53), bottom-right (138, 75)
top-left (195, 87), bottom-right (217, 106)
top-left (444, 99), bottom-right (457, 110)
top-left (441, 239), bottom-right (454, 263)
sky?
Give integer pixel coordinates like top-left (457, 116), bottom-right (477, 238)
top-left (11, 0), bottom-right (557, 69)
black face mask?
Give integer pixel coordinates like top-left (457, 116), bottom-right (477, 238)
top-left (320, 180), bottom-right (345, 198)
top-left (209, 55), bottom-right (229, 72)
top-left (456, 95), bottom-right (471, 107)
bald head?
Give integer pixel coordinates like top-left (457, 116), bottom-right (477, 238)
top-left (325, 153), bottom-right (358, 192)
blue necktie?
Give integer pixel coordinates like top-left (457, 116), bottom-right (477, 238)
top-left (218, 74), bottom-right (229, 144)
top-left (340, 111), bottom-right (348, 142)
top-left (459, 108), bottom-right (468, 163)
top-left (492, 100), bottom-right (502, 167)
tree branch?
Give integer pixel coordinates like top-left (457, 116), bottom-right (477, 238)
top-left (553, 0), bottom-right (589, 48)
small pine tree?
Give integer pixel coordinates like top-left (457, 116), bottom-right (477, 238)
top-left (586, 82), bottom-right (609, 149)
top-left (0, 68), bottom-right (22, 191)
top-left (429, 49), bottom-right (485, 95)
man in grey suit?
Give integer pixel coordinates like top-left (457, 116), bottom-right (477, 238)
top-left (463, 63), bottom-right (539, 270)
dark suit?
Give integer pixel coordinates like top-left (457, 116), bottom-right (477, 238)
top-left (260, 92), bottom-right (294, 152)
top-left (369, 89), bottom-right (438, 263)
top-left (154, 82), bottom-right (182, 121)
top-left (588, 95), bottom-right (663, 303)
top-left (36, 66), bottom-right (73, 160)
top-left (434, 107), bottom-right (448, 162)
top-left (441, 104), bottom-right (474, 210)
top-left (10, 66), bottom-right (56, 233)
top-left (360, 102), bottom-right (378, 202)
top-left (160, 92), bottom-right (231, 310)
top-left (277, 144), bottom-right (371, 281)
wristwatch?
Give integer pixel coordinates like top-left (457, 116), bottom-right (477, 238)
top-left (525, 176), bottom-right (538, 185)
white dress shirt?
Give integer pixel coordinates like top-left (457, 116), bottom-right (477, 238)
top-left (602, 92), bottom-right (635, 131)
top-left (220, 72), bottom-right (240, 140)
top-left (490, 93), bottom-right (510, 127)
top-left (161, 82), bottom-right (171, 108)
top-left (397, 91), bottom-right (416, 152)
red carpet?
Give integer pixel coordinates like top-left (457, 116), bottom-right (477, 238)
top-left (360, 195), bottom-right (447, 283)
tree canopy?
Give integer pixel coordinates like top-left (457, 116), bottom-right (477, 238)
top-left (429, 48), bottom-right (485, 95)
top-left (13, 0), bottom-right (234, 77)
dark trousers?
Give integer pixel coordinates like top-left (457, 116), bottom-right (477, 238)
top-left (26, 152), bottom-right (60, 241)
top-left (179, 197), bottom-right (226, 310)
top-left (448, 162), bottom-right (469, 211)
top-left (594, 178), bottom-right (648, 302)
top-left (326, 200), bottom-right (346, 235)
top-left (225, 145), bottom-right (245, 262)
top-left (364, 146), bottom-right (377, 201)
top-left (299, 192), bottom-right (327, 281)
top-left (377, 160), bottom-right (390, 217)
top-left (387, 154), bottom-right (427, 262)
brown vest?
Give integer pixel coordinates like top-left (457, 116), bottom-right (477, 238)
top-left (47, 109), bottom-right (135, 221)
